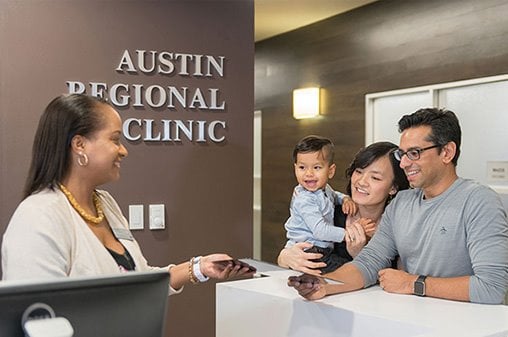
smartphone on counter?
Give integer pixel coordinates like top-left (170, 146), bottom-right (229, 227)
top-left (213, 259), bottom-right (257, 273)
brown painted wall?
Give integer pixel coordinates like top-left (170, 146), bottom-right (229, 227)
top-left (256, 0), bottom-right (508, 263)
top-left (0, 1), bottom-right (253, 336)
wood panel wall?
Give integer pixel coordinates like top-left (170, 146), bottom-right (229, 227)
top-left (255, 0), bottom-right (508, 263)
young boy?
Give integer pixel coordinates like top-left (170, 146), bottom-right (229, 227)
top-left (284, 135), bottom-right (357, 274)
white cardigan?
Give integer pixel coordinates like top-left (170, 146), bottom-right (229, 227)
top-left (2, 188), bottom-right (181, 295)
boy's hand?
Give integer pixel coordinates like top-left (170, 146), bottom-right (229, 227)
top-left (341, 196), bottom-right (358, 215)
top-left (357, 218), bottom-right (377, 237)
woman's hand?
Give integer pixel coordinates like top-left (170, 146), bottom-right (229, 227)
top-left (345, 220), bottom-right (369, 258)
top-left (200, 254), bottom-right (256, 280)
top-left (278, 242), bottom-right (325, 275)
top-left (287, 273), bottom-right (327, 300)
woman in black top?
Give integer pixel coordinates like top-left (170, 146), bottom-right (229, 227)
top-left (277, 142), bottom-right (409, 275)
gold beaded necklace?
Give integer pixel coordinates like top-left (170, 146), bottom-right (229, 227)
top-left (59, 184), bottom-right (105, 224)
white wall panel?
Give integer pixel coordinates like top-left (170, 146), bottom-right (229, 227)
top-left (366, 75), bottom-right (508, 201)
top-left (439, 81), bottom-right (508, 190)
top-left (367, 91), bottom-right (432, 145)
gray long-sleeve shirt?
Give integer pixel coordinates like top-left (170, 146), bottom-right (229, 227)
top-left (352, 178), bottom-right (508, 304)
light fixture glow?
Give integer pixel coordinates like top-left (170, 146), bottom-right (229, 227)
top-left (293, 87), bottom-right (320, 119)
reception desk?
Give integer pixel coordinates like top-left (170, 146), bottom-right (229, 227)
top-left (216, 266), bottom-right (508, 337)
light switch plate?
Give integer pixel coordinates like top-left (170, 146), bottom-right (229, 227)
top-left (149, 204), bottom-right (165, 230)
top-left (128, 205), bottom-right (144, 230)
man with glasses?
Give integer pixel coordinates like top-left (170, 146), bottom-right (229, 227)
top-left (288, 108), bottom-right (508, 304)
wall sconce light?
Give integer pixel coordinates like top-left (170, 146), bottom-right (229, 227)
top-left (293, 87), bottom-right (320, 119)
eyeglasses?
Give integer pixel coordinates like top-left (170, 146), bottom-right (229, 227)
top-left (393, 144), bottom-right (441, 161)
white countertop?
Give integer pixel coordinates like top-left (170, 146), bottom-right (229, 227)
top-left (217, 268), bottom-right (508, 337)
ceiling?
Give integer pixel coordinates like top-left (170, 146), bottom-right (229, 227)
top-left (255, 0), bottom-right (377, 42)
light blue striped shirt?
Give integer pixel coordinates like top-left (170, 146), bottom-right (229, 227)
top-left (284, 184), bottom-right (346, 249)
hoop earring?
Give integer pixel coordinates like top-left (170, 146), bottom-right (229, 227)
top-left (386, 192), bottom-right (396, 205)
top-left (77, 152), bottom-right (89, 167)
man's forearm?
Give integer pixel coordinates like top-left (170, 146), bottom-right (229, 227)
top-left (323, 263), bottom-right (365, 295)
top-left (425, 275), bottom-right (469, 302)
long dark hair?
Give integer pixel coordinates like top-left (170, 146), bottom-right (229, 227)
top-left (23, 94), bottom-right (109, 198)
top-left (345, 142), bottom-right (409, 205)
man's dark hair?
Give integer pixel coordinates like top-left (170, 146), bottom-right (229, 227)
top-left (398, 108), bottom-right (461, 166)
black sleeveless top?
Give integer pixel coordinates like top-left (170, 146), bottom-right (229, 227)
top-left (107, 246), bottom-right (136, 271)
top-left (332, 205), bottom-right (354, 267)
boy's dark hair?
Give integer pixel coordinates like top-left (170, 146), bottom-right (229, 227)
top-left (398, 108), bottom-right (461, 166)
top-left (293, 135), bottom-right (334, 165)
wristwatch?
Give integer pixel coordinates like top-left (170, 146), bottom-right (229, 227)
top-left (414, 275), bottom-right (427, 296)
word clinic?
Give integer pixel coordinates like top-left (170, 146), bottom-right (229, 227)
top-left (124, 118), bottom-right (226, 143)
